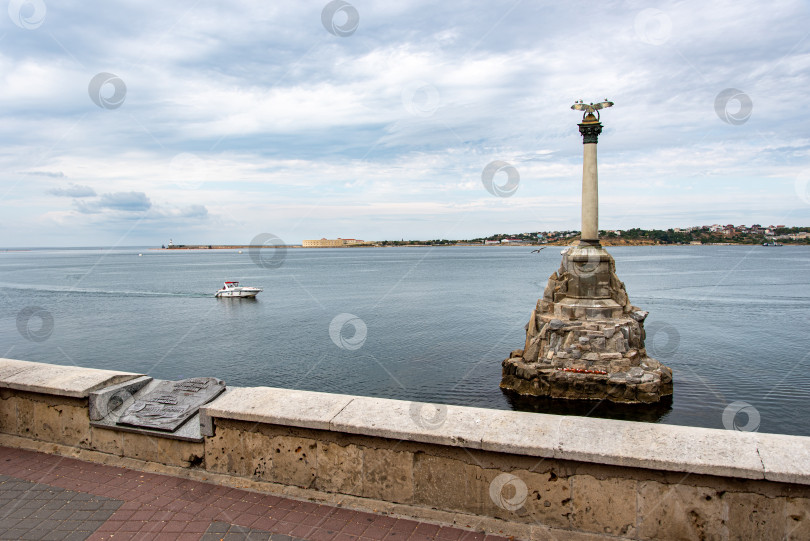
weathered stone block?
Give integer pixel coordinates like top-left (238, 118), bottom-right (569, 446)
top-left (571, 474), bottom-right (636, 537)
top-left (638, 381), bottom-right (660, 394)
top-left (121, 431), bottom-right (161, 462)
top-left (786, 497), bottom-right (810, 541)
top-left (204, 424), bottom-right (243, 474)
top-left (121, 431), bottom-right (202, 467)
top-left (316, 441), bottom-right (362, 496)
top-left (32, 401), bottom-right (62, 442)
top-left (266, 434), bottom-right (317, 488)
top-left (525, 336), bottom-right (542, 363)
top-left (0, 393), bottom-right (16, 434)
top-left (158, 437), bottom-right (203, 467)
top-left (519, 469), bottom-right (572, 529)
top-left (524, 310), bottom-right (538, 352)
top-left (637, 391), bottom-right (659, 403)
top-left (606, 382), bottom-right (625, 399)
top-left (363, 446), bottom-right (413, 503)
top-left (609, 359), bottom-right (631, 373)
top-left (413, 454), bottom-right (469, 512)
top-left (517, 365), bottom-right (538, 380)
top-left (16, 397), bottom-right (34, 437)
top-left (89, 426), bottom-right (123, 455)
top-left (637, 481), bottom-right (724, 540)
top-left (242, 429), bottom-right (272, 480)
top-left (726, 492), bottom-right (785, 540)
top-left (658, 366), bottom-right (673, 384)
top-left (62, 404), bottom-right (91, 448)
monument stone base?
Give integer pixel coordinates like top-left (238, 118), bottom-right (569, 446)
top-left (501, 243), bottom-right (673, 404)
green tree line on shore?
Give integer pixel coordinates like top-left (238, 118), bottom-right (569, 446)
top-left (378, 226), bottom-right (810, 246)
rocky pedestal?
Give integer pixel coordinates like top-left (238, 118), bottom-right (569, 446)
top-left (501, 243), bottom-right (673, 403)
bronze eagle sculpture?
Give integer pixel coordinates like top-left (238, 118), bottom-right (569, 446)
top-left (571, 99), bottom-right (614, 120)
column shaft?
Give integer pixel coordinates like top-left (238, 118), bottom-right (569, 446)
top-left (581, 142), bottom-right (598, 241)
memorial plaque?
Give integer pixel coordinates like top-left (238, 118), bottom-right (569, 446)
top-left (117, 377), bottom-right (225, 432)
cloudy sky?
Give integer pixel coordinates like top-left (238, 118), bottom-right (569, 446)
top-left (1, 0), bottom-right (809, 246)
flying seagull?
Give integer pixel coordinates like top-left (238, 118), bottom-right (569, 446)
top-left (571, 99), bottom-right (614, 120)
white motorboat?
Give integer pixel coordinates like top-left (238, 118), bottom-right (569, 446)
top-left (215, 281), bottom-right (262, 298)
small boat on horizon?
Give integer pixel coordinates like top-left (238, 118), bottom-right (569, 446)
top-left (215, 281), bottom-right (263, 298)
top-left (762, 241), bottom-right (783, 246)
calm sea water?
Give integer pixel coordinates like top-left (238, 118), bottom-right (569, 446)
top-left (1, 245), bottom-right (808, 436)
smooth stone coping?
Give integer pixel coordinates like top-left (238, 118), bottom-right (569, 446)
top-left (755, 432), bottom-right (810, 485)
top-left (201, 387), bottom-right (355, 431)
top-left (203, 386), bottom-right (810, 485)
top-left (0, 358), bottom-right (142, 398)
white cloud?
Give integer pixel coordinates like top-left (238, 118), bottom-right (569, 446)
top-left (0, 0), bottom-right (809, 245)
top-left (48, 183), bottom-right (94, 197)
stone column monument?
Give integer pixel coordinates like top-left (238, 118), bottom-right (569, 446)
top-left (500, 101), bottom-right (673, 403)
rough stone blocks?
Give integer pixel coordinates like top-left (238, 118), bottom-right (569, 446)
top-left (413, 454), bottom-right (470, 512)
top-left (89, 426), bottom-right (123, 456)
top-left (1, 392), bottom-right (91, 448)
top-left (268, 434), bottom-right (317, 488)
top-left (363, 446), bottom-right (413, 503)
top-left (571, 474), bottom-right (637, 537)
top-left (786, 497), bottom-right (810, 541)
top-left (637, 481), bottom-right (724, 540)
top-left (239, 429), bottom-right (270, 481)
top-left (204, 423), bottom-right (243, 475)
top-left (316, 441), bottom-right (362, 496)
top-left (0, 391), bottom-right (16, 434)
top-left (726, 492), bottom-right (786, 540)
top-left (121, 431), bottom-right (203, 467)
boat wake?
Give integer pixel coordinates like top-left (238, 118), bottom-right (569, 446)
top-left (0, 284), bottom-right (210, 298)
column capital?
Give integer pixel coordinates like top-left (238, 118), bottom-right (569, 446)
top-left (578, 121), bottom-right (603, 144)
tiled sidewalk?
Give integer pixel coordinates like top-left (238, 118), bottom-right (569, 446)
top-left (0, 446), bottom-right (510, 541)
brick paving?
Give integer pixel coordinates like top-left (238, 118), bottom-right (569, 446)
top-left (0, 475), bottom-right (121, 540)
top-left (200, 521), bottom-right (303, 540)
top-left (0, 447), bottom-right (510, 541)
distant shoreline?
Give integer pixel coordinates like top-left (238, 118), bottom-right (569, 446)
top-left (154, 241), bottom-right (806, 250)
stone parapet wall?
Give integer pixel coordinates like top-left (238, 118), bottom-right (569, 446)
top-left (1, 358), bottom-right (809, 540)
top-left (0, 360), bottom-right (203, 468)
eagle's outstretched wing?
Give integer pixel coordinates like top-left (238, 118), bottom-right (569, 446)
top-left (571, 102), bottom-right (591, 111)
top-left (593, 100), bottom-right (614, 110)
